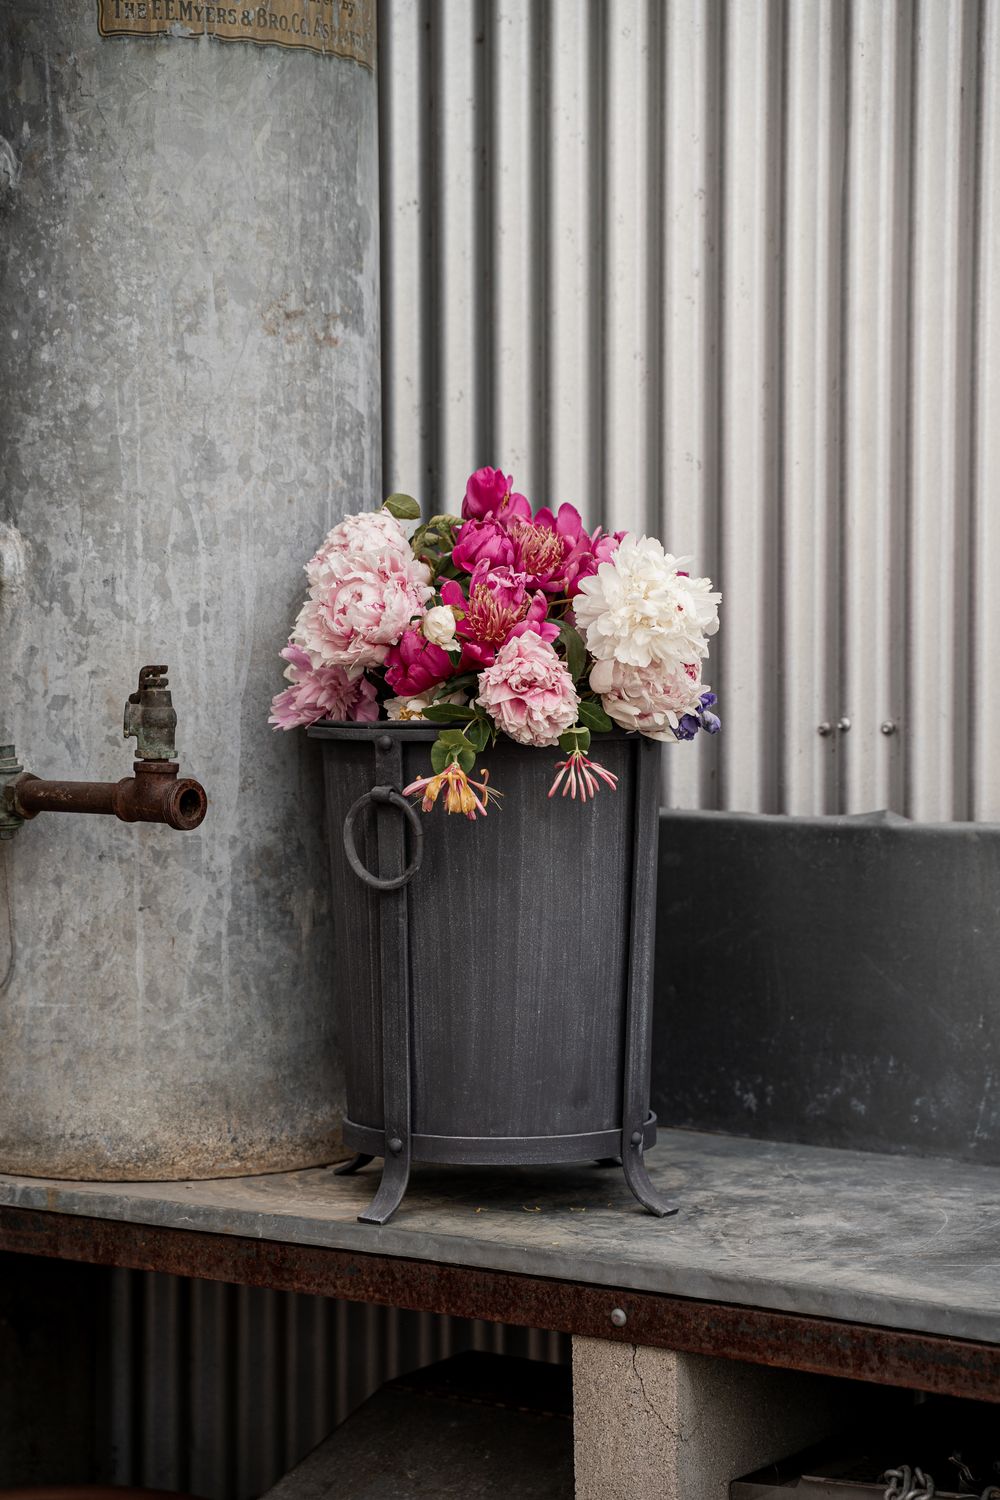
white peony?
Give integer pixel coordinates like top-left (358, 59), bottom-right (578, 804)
top-left (421, 604), bottom-right (458, 647)
top-left (590, 658), bottom-right (707, 742)
top-left (574, 534), bottom-right (720, 670)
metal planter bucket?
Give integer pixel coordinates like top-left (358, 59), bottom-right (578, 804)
top-left (310, 721), bottom-right (673, 1224)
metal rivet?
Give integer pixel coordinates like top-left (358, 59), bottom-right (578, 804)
top-left (630, 1130), bottom-right (642, 1146)
top-left (388, 1137), bottom-right (403, 1155)
top-left (377, 735), bottom-right (392, 752)
top-left (817, 723), bottom-right (832, 737)
top-left (881, 721), bottom-right (896, 736)
top-left (610, 1308), bottom-right (627, 1328)
top-left (837, 717), bottom-right (851, 733)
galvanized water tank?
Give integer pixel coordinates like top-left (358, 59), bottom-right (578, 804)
top-left (0, 1), bottom-right (379, 1177)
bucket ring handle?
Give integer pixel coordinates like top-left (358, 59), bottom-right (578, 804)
top-left (342, 786), bottom-right (424, 891)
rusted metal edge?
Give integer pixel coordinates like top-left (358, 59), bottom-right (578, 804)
top-left (0, 1205), bottom-right (997, 1402)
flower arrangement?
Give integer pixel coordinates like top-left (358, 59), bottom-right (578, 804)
top-left (271, 468), bottom-right (721, 816)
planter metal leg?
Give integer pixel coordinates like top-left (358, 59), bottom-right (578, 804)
top-left (356, 736), bottom-right (414, 1227)
top-left (620, 736), bottom-right (678, 1220)
top-left (622, 1136), bottom-right (678, 1217)
top-left (334, 1153), bottom-right (374, 1176)
top-left (357, 1144), bottom-right (411, 1225)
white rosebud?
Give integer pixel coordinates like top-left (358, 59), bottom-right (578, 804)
top-left (422, 604), bottom-right (457, 647)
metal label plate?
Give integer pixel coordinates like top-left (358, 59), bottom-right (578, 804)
top-left (96, 0), bottom-right (374, 68)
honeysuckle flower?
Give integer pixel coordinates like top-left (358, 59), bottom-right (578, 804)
top-left (589, 657), bottom-right (710, 742)
top-left (293, 510), bottom-right (433, 674)
top-left (548, 749), bottom-right (619, 802)
top-left (403, 761), bottom-right (499, 819)
top-left (574, 534), bottom-right (720, 670)
top-left (476, 631), bottom-right (580, 747)
top-left (461, 466), bottom-right (531, 522)
top-left (422, 604), bottom-right (458, 647)
top-left (269, 644), bottom-right (379, 730)
top-left (384, 629), bottom-right (455, 697)
top-left (386, 689), bottom-right (467, 722)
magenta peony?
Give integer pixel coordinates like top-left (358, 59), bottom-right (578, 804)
top-left (440, 565), bottom-right (557, 669)
top-left (461, 466), bottom-right (531, 522)
top-left (384, 629), bottom-right (455, 697)
top-left (451, 516), bottom-right (517, 574)
top-left (269, 645), bottom-right (380, 730)
top-left (476, 631), bottom-right (580, 747)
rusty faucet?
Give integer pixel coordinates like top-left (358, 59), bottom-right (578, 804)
top-left (0, 665), bottom-right (208, 840)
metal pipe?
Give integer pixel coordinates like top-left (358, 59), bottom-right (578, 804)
top-left (13, 762), bottom-right (207, 832)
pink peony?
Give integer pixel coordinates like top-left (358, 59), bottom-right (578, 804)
top-left (269, 645), bottom-right (379, 730)
top-left (306, 510), bottom-right (414, 585)
top-left (477, 631), bottom-right (580, 747)
top-left (384, 629), bottom-right (455, 697)
top-left (293, 510), bottom-right (432, 674)
top-left (440, 565), bottom-right (558, 669)
top-left (461, 466), bottom-right (532, 521)
top-left (588, 657), bottom-right (706, 742)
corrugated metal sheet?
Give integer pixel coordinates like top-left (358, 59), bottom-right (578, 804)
top-left (106, 1269), bottom-right (567, 1500)
top-left (380, 0), bottom-right (999, 821)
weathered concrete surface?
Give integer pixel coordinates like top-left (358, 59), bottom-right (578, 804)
top-left (572, 1340), bottom-right (860, 1500)
top-left (1, 1129), bottom-right (1000, 1344)
top-left (0, 4), bottom-right (379, 1176)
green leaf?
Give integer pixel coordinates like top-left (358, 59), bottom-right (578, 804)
top-left (436, 727), bottom-right (469, 748)
top-left (465, 717), bottom-right (490, 752)
top-left (383, 493), bottom-right (421, 521)
top-left (423, 704), bottom-right (475, 723)
top-left (578, 699), bottom-right (614, 733)
top-left (430, 738), bottom-right (450, 774)
top-left (559, 726), bottom-right (591, 755)
top-left (456, 745), bottom-right (476, 773)
top-left (558, 623), bottom-right (587, 682)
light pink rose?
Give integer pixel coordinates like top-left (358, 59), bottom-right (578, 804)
top-left (477, 631), bottom-right (580, 747)
top-left (269, 645), bottom-right (379, 730)
top-left (589, 657), bottom-right (705, 742)
top-left (292, 510), bottom-right (432, 674)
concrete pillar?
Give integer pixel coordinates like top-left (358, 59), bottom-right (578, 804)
top-left (572, 1338), bottom-right (860, 1500)
top-left (0, 4), bottom-right (379, 1176)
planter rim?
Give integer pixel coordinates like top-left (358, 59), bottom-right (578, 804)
top-left (307, 719), bottom-right (638, 743)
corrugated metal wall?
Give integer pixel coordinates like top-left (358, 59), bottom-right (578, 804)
top-left (379, 0), bottom-right (1000, 823)
top-left (106, 1269), bottom-right (567, 1500)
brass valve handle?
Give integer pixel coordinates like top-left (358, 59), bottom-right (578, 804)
top-left (124, 664), bottom-right (178, 761)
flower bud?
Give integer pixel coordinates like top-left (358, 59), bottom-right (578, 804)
top-left (422, 604), bottom-right (457, 647)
